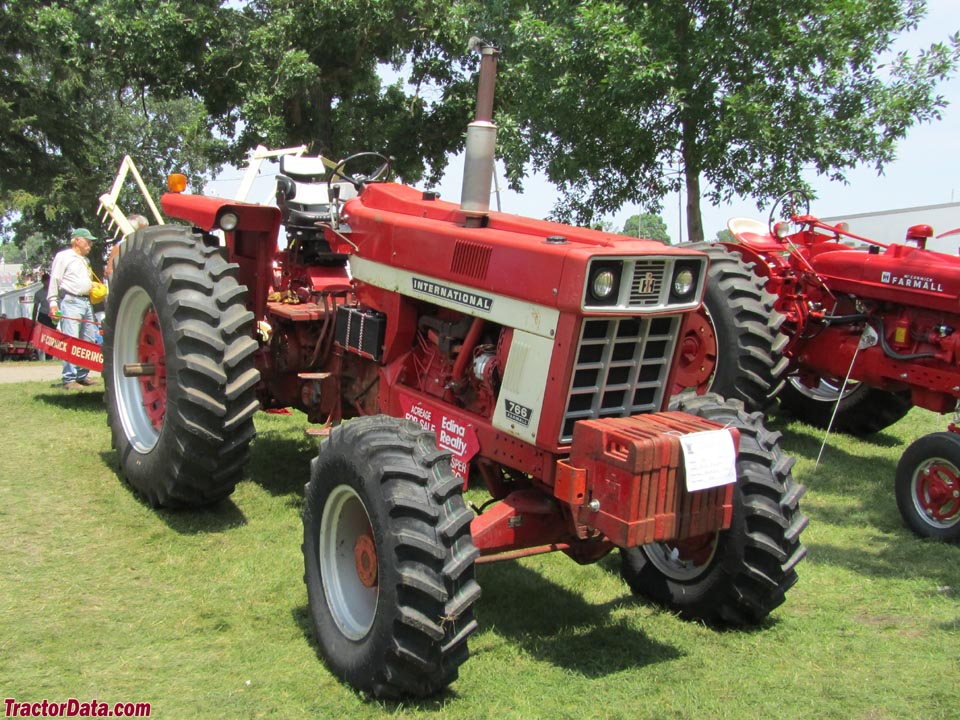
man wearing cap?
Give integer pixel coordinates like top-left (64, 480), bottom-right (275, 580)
top-left (48, 228), bottom-right (99, 389)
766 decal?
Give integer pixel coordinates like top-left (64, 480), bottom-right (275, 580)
top-left (504, 399), bottom-right (534, 426)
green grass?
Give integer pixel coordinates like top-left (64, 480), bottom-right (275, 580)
top-left (1, 381), bottom-right (958, 719)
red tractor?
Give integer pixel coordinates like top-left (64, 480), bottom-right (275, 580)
top-left (682, 189), bottom-right (960, 542)
top-left (100, 47), bottom-right (806, 698)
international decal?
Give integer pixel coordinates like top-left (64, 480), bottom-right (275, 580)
top-left (411, 277), bottom-right (493, 312)
top-left (639, 271), bottom-right (656, 294)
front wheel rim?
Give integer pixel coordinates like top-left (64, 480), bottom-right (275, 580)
top-left (642, 533), bottom-right (720, 581)
top-left (319, 485), bottom-right (379, 640)
top-left (673, 309), bottom-right (718, 394)
top-left (113, 287), bottom-right (167, 453)
top-left (911, 458), bottom-right (960, 529)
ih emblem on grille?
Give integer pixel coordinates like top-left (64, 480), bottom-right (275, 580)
top-left (639, 271), bottom-right (656, 294)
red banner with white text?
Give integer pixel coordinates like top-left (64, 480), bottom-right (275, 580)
top-left (30, 323), bottom-right (103, 372)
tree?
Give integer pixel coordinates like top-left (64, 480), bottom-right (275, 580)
top-left (0, 0), bottom-right (229, 257)
top-left (1, 0), bottom-right (483, 252)
top-left (202, 0), bottom-right (479, 185)
top-left (480, 1), bottom-right (959, 242)
top-left (623, 213), bottom-right (671, 243)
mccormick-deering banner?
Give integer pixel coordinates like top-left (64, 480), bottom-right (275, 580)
top-left (31, 323), bottom-right (104, 372)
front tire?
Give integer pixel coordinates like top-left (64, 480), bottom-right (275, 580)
top-left (620, 394), bottom-right (808, 625)
top-left (302, 416), bottom-right (481, 699)
top-left (673, 243), bottom-right (787, 412)
top-left (895, 432), bottom-right (960, 541)
top-left (102, 226), bottom-right (260, 507)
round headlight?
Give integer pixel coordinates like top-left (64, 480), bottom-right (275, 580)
top-left (219, 212), bottom-right (239, 231)
top-left (673, 268), bottom-right (695, 296)
top-left (592, 270), bottom-right (617, 299)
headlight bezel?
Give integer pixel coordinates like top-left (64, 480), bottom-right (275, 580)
top-left (586, 260), bottom-right (623, 307)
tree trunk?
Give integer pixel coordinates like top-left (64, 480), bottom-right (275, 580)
top-left (684, 168), bottom-right (704, 244)
top-left (680, 113), bottom-right (705, 244)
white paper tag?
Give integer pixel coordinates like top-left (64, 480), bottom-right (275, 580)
top-left (679, 429), bottom-right (737, 492)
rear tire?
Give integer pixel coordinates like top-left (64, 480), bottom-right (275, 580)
top-left (620, 394), bottom-right (808, 625)
top-left (302, 416), bottom-right (481, 699)
top-left (779, 376), bottom-right (911, 435)
top-left (673, 243), bottom-right (787, 412)
top-left (102, 226), bottom-right (260, 507)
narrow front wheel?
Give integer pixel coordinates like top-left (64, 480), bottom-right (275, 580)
top-left (895, 432), bottom-right (960, 542)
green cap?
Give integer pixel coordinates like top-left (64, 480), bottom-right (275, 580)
top-left (72, 228), bottom-right (96, 241)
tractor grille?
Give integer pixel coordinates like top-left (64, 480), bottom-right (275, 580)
top-left (629, 260), bottom-right (667, 306)
top-left (560, 315), bottom-right (680, 443)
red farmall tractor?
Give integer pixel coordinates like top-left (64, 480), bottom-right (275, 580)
top-left (99, 47), bottom-right (807, 698)
top-left (681, 189), bottom-right (960, 542)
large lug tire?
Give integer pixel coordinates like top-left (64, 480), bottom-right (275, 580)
top-left (620, 393), bottom-right (808, 626)
top-left (102, 226), bottom-right (260, 507)
top-left (895, 432), bottom-right (960, 542)
top-left (302, 416), bottom-right (481, 699)
top-left (673, 243), bottom-right (788, 412)
top-left (779, 376), bottom-right (912, 435)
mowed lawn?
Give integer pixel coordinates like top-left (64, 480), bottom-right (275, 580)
top-left (0, 378), bottom-right (957, 719)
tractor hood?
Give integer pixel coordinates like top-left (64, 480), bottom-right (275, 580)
top-left (337, 183), bottom-right (706, 315)
top-left (809, 242), bottom-right (960, 314)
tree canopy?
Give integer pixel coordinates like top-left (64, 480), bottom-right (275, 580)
top-left (482, 0), bottom-right (959, 241)
top-left (2, 0), bottom-right (958, 252)
top-left (623, 213), bottom-right (671, 244)
top-left (0, 0), bottom-right (478, 253)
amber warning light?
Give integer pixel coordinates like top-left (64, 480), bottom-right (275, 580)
top-left (167, 173), bottom-right (188, 193)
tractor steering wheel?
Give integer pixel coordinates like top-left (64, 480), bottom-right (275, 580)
top-left (328, 152), bottom-right (393, 194)
top-left (768, 189), bottom-right (812, 237)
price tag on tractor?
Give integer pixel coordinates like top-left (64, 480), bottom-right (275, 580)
top-left (680, 429), bottom-right (737, 492)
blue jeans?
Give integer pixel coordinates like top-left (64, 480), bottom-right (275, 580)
top-left (58, 294), bottom-right (97, 384)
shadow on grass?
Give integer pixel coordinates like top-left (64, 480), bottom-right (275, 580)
top-left (289, 560), bottom-right (683, 708)
top-left (96, 447), bottom-right (250, 534)
top-left (34, 388), bottom-right (105, 413)
top-left (773, 420), bottom-right (904, 532)
top-left (474, 561), bottom-right (683, 675)
top-left (802, 536), bottom-right (960, 587)
top-left (246, 427), bottom-right (315, 500)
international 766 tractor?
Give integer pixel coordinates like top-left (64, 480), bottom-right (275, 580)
top-left (100, 46), bottom-right (807, 698)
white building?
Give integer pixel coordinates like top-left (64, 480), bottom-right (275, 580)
top-left (823, 201), bottom-right (960, 254)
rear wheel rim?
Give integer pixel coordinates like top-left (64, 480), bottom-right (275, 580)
top-left (113, 287), bottom-right (166, 452)
top-left (320, 485), bottom-right (379, 640)
top-left (911, 458), bottom-right (960, 529)
top-left (787, 375), bottom-right (860, 403)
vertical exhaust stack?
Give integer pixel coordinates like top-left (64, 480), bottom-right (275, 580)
top-left (460, 42), bottom-right (500, 227)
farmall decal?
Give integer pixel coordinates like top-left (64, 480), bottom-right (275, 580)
top-left (398, 391), bottom-right (480, 481)
top-left (411, 277), bottom-right (493, 312)
top-left (880, 271), bottom-right (944, 293)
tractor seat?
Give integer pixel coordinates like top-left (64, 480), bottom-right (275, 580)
top-left (727, 217), bottom-right (783, 249)
top-left (276, 155), bottom-right (357, 229)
